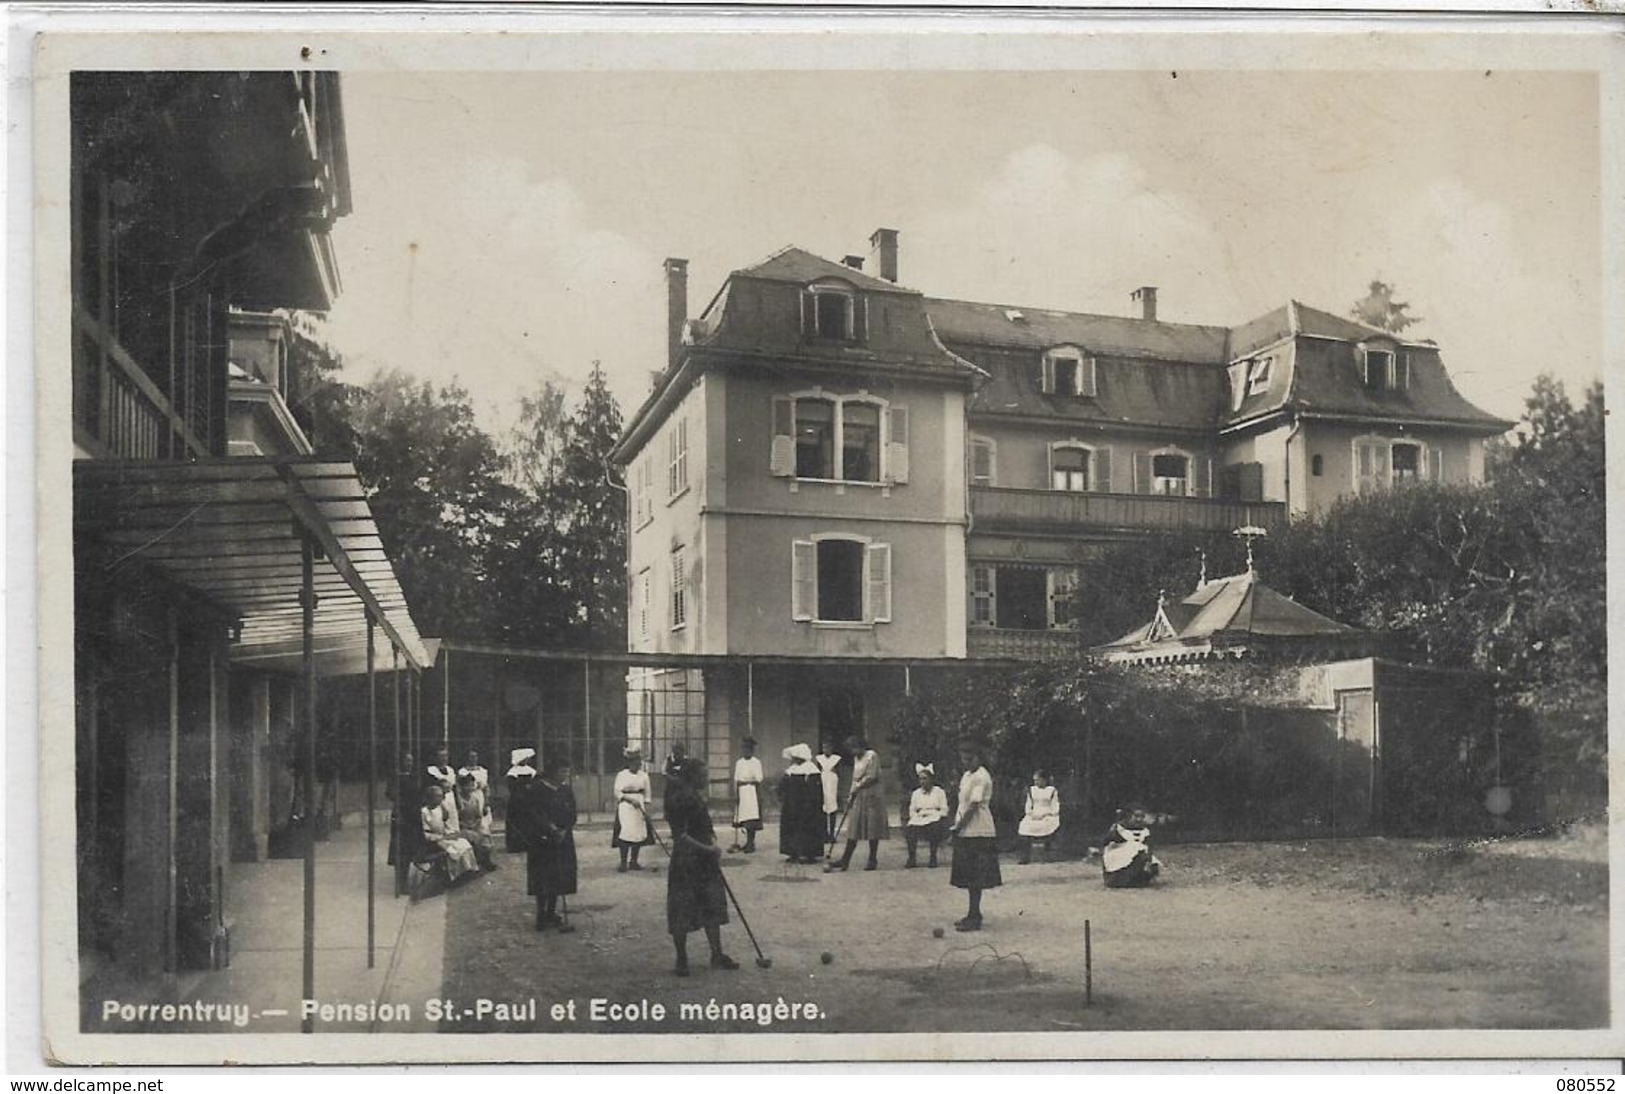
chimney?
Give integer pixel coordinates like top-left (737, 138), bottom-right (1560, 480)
top-left (1132, 286), bottom-right (1158, 322)
top-left (664, 257), bottom-right (689, 369)
top-left (842, 255), bottom-right (865, 271)
top-left (869, 228), bottom-right (899, 283)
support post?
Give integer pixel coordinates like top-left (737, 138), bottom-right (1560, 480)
top-left (746, 662), bottom-right (754, 738)
top-left (166, 608), bottom-right (179, 975)
top-left (591, 656), bottom-right (604, 803)
top-left (1084, 919), bottom-right (1093, 1007)
top-left (300, 536), bottom-right (317, 1034)
top-left (366, 615), bottom-right (377, 968)
top-left (392, 644), bottom-right (405, 898)
top-left (443, 645), bottom-right (451, 750)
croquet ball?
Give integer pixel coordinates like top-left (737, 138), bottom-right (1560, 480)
top-left (820, 951), bottom-right (834, 964)
top-left (932, 927), bottom-right (945, 938)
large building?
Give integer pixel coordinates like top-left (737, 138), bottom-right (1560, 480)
top-left (71, 72), bottom-right (428, 989)
top-left (610, 230), bottom-right (1509, 784)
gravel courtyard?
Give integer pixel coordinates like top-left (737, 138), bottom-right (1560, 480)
top-left (436, 819), bottom-right (1608, 1035)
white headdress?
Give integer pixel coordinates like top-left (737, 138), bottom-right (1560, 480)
top-left (783, 742), bottom-right (813, 763)
top-left (915, 762), bottom-right (935, 778)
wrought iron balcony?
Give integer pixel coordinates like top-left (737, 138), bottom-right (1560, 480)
top-left (969, 486), bottom-right (1287, 536)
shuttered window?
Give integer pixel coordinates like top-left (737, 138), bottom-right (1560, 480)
top-left (970, 437), bottom-right (996, 487)
top-left (770, 393), bottom-right (907, 484)
top-left (969, 565), bottom-right (995, 626)
top-left (667, 417), bottom-right (688, 499)
top-left (670, 547), bottom-right (687, 629)
top-left (791, 537), bottom-right (892, 624)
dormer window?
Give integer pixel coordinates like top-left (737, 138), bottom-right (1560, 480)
top-left (801, 282), bottom-right (862, 342)
top-left (1041, 346), bottom-right (1097, 397)
top-left (1246, 355), bottom-right (1273, 396)
top-left (1359, 342), bottom-right (1407, 391)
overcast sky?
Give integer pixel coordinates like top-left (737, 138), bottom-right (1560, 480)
top-left (322, 68), bottom-right (1600, 435)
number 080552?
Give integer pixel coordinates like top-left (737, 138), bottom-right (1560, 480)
top-left (1556, 1081), bottom-right (1615, 1091)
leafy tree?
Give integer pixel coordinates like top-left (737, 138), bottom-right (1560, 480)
top-left (322, 369), bottom-right (520, 639)
top-left (503, 378), bottom-right (570, 496)
top-left (1351, 279), bottom-right (1421, 333)
top-left (485, 364), bottom-right (627, 649)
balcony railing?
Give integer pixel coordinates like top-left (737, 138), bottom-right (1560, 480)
top-left (970, 486), bottom-right (1286, 535)
top-left (966, 627), bottom-right (1084, 661)
top-left (73, 305), bottom-right (208, 460)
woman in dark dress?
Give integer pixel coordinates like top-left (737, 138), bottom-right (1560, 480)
top-left (778, 743), bottom-right (826, 864)
top-left (526, 755), bottom-right (578, 933)
top-left (664, 756), bottom-right (738, 976)
top-left (503, 747), bottom-right (537, 853)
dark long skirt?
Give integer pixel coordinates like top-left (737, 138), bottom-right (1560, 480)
top-left (949, 836), bottom-right (1003, 890)
top-left (526, 834), bottom-right (578, 897)
top-left (779, 774), bottom-right (825, 861)
top-left (666, 848), bottom-right (729, 936)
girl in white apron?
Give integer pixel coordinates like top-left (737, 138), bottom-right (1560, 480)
top-left (612, 745), bottom-right (654, 871)
top-left (732, 737), bottom-right (764, 852)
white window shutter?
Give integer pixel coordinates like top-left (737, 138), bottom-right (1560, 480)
top-left (1132, 450), bottom-right (1152, 495)
top-left (1083, 357), bottom-right (1099, 397)
top-left (1040, 355), bottom-right (1056, 395)
top-left (866, 542), bottom-right (893, 623)
top-left (886, 406), bottom-right (910, 484)
top-left (1095, 446), bottom-right (1113, 493)
top-left (1228, 362), bottom-right (1247, 411)
top-left (791, 540), bottom-right (816, 621)
top-left (770, 397), bottom-right (795, 477)
top-left (1430, 446), bottom-right (1444, 482)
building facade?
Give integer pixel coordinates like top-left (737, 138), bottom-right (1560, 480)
top-left (71, 72), bottom-right (427, 991)
top-left (612, 231), bottom-right (1509, 793)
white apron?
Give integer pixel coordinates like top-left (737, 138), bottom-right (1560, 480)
top-left (733, 756), bottom-right (764, 825)
top-left (613, 768), bottom-right (651, 843)
top-left (814, 753), bottom-right (841, 814)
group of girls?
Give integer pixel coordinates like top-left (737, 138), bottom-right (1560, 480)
top-left (412, 745), bottom-right (499, 891)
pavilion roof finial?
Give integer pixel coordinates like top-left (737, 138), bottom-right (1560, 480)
top-left (1232, 524), bottom-right (1269, 577)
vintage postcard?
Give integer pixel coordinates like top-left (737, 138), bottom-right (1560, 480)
top-left (27, 8), bottom-right (1624, 1067)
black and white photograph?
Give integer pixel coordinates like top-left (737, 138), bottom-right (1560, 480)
top-left (27, 11), bottom-right (1622, 1067)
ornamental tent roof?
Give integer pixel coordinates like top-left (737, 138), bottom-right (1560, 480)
top-left (1097, 568), bottom-right (1369, 665)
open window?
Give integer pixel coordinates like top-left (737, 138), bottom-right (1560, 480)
top-left (1132, 447), bottom-right (1207, 497)
top-left (969, 566), bottom-right (1079, 631)
top-left (1359, 341), bottom-right (1407, 392)
top-left (1050, 443), bottom-right (1091, 492)
top-left (771, 392), bottom-right (906, 485)
top-left (1246, 355), bottom-right (1273, 396)
top-left (1041, 345), bottom-right (1097, 397)
top-left (792, 536), bottom-right (892, 624)
top-left (1151, 452), bottom-right (1189, 496)
top-left (800, 282), bottom-right (863, 342)
top-left (1354, 435), bottom-right (1442, 493)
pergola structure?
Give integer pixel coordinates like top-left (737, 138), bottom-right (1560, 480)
top-left (75, 456), bottom-right (429, 1031)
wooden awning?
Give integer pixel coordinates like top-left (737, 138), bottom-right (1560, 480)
top-left (75, 458), bottom-right (429, 673)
